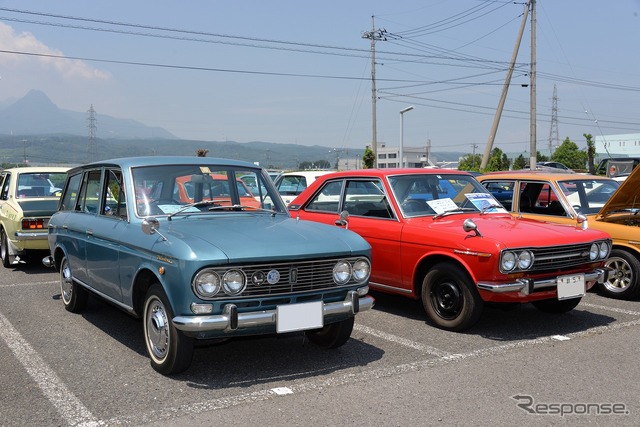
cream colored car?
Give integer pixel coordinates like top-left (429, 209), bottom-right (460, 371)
top-left (478, 168), bottom-right (640, 299)
top-left (0, 166), bottom-right (69, 267)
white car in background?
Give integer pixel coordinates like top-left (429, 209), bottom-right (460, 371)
top-left (274, 170), bottom-right (335, 205)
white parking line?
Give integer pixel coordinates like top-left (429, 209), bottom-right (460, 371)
top-left (354, 324), bottom-right (452, 357)
top-left (0, 280), bottom-right (58, 289)
top-left (96, 316), bottom-right (640, 426)
top-left (0, 311), bottom-right (100, 427)
top-left (580, 302), bottom-right (640, 317)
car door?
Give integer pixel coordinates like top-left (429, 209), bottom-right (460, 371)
top-left (298, 178), bottom-right (406, 291)
top-left (84, 167), bottom-right (127, 302)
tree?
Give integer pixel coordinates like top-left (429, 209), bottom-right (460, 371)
top-left (458, 154), bottom-right (482, 171)
top-left (485, 147), bottom-right (508, 172)
top-left (512, 154), bottom-right (526, 170)
top-left (363, 145), bottom-right (375, 169)
top-left (551, 137), bottom-right (588, 170)
top-left (584, 133), bottom-right (596, 174)
top-left (536, 151), bottom-right (549, 162)
top-left (196, 149), bottom-right (209, 157)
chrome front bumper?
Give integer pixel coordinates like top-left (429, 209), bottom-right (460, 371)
top-left (476, 268), bottom-right (610, 295)
top-left (172, 290), bottom-right (375, 333)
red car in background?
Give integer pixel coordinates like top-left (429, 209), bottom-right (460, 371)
top-left (289, 168), bottom-right (611, 331)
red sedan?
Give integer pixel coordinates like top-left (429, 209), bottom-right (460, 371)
top-left (289, 168), bottom-right (612, 331)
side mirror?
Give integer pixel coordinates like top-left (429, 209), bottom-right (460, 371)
top-left (335, 210), bottom-right (349, 229)
top-left (576, 214), bottom-right (588, 230)
top-left (462, 218), bottom-right (482, 237)
top-left (142, 217), bottom-right (160, 235)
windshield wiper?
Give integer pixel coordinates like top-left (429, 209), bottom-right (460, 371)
top-left (432, 207), bottom-right (476, 220)
top-left (167, 200), bottom-right (219, 220)
top-left (208, 204), bottom-right (278, 216)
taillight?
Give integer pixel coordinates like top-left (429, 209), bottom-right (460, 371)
top-left (21, 218), bottom-right (46, 230)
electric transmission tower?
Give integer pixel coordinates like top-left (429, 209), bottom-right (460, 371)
top-left (548, 84), bottom-right (559, 155)
top-left (87, 105), bottom-right (98, 162)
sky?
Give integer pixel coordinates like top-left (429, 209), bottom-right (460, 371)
top-left (0, 0), bottom-right (639, 158)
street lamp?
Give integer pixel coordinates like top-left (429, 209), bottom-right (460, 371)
top-left (399, 106), bottom-right (414, 168)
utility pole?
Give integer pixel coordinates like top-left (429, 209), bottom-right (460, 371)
top-left (548, 85), bottom-right (559, 156)
top-left (529, 0), bottom-right (537, 169)
top-left (87, 105), bottom-right (97, 163)
top-left (480, 0), bottom-right (531, 170)
top-left (362, 16), bottom-right (386, 168)
top-left (472, 143), bottom-right (478, 169)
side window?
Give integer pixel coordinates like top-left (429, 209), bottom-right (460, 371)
top-left (78, 170), bottom-right (102, 214)
top-left (60, 173), bottom-right (82, 211)
top-left (102, 169), bottom-right (126, 219)
top-left (482, 180), bottom-right (514, 211)
top-left (305, 180), bottom-right (343, 213)
top-left (0, 173), bottom-right (10, 200)
top-left (344, 179), bottom-right (393, 219)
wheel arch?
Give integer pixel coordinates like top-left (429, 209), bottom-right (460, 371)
top-left (413, 254), bottom-right (473, 299)
top-left (131, 268), bottom-right (163, 318)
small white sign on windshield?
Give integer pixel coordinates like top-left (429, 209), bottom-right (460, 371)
top-left (465, 193), bottom-right (507, 213)
top-left (426, 198), bottom-right (458, 214)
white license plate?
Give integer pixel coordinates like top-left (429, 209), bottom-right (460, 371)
top-left (276, 301), bottom-right (323, 333)
top-left (557, 273), bottom-right (585, 300)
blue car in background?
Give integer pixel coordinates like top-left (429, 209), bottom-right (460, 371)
top-left (44, 156), bottom-right (373, 375)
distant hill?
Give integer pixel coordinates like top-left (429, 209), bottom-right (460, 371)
top-left (0, 90), bottom-right (175, 139)
top-left (0, 90), bottom-right (465, 169)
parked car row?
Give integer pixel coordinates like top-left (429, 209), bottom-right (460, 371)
top-left (2, 158), bottom-right (637, 376)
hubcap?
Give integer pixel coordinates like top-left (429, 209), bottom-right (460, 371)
top-left (431, 281), bottom-right (463, 320)
top-left (604, 257), bottom-right (632, 293)
top-left (60, 261), bottom-right (73, 304)
top-left (146, 298), bottom-right (169, 360)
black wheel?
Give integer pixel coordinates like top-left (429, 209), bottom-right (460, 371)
top-left (143, 284), bottom-right (194, 375)
top-left (1, 228), bottom-right (11, 268)
top-left (305, 316), bottom-right (354, 349)
top-left (601, 249), bottom-right (640, 299)
top-left (59, 256), bottom-right (88, 313)
top-left (422, 262), bottom-right (483, 331)
top-left (532, 297), bottom-right (581, 313)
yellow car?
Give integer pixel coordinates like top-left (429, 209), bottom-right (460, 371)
top-left (477, 167), bottom-right (640, 299)
top-left (0, 166), bottom-right (69, 267)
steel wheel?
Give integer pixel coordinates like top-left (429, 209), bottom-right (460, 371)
top-left (59, 256), bottom-right (87, 312)
top-left (143, 284), bottom-right (193, 375)
top-left (1, 228), bottom-right (10, 268)
top-left (601, 249), bottom-right (640, 299)
top-left (422, 262), bottom-right (483, 331)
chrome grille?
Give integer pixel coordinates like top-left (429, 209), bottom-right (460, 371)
top-left (202, 257), bottom-right (366, 299)
top-left (529, 243), bottom-right (594, 272)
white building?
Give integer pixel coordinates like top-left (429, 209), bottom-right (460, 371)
top-left (595, 133), bottom-right (640, 160)
top-left (376, 144), bottom-right (435, 168)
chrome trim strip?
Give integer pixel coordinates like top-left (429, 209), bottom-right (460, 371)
top-left (172, 291), bottom-right (375, 333)
top-left (370, 281), bottom-right (413, 294)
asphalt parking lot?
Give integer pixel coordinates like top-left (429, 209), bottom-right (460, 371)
top-left (1, 260), bottom-right (639, 426)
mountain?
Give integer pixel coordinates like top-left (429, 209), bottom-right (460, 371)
top-left (0, 90), bottom-right (175, 139)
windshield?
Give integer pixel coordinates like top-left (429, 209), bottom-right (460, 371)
top-left (17, 172), bottom-right (67, 198)
top-left (559, 179), bottom-right (620, 215)
top-left (132, 164), bottom-right (286, 217)
top-left (388, 173), bottom-right (506, 218)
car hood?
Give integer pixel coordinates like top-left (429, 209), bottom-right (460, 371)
top-left (407, 213), bottom-right (607, 248)
top-left (597, 163), bottom-right (640, 218)
top-left (162, 214), bottom-right (369, 263)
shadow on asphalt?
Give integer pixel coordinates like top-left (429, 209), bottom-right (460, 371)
top-left (368, 289), bottom-right (616, 341)
top-left (53, 293), bottom-right (385, 388)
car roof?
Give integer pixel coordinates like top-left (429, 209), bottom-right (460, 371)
top-left (307, 168), bottom-right (471, 180)
top-left (67, 156), bottom-right (260, 174)
top-left (1, 166), bottom-right (71, 174)
top-left (478, 170), bottom-right (601, 180)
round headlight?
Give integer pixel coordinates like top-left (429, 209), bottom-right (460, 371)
top-left (194, 271), bottom-right (221, 298)
top-left (222, 270), bottom-right (246, 295)
top-left (517, 250), bottom-right (533, 270)
top-left (589, 243), bottom-right (599, 261)
top-left (599, 242), bottom-right (610, 259)
top-left (333, 260), bottom-right (352, 285)
top-left (352, 258), bottom-right (371, 282)
top-left (501, 251), bottom-right (516, 271)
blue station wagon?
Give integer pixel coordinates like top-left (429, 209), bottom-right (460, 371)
top-left (44, 157), bottom-right (374, 375)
